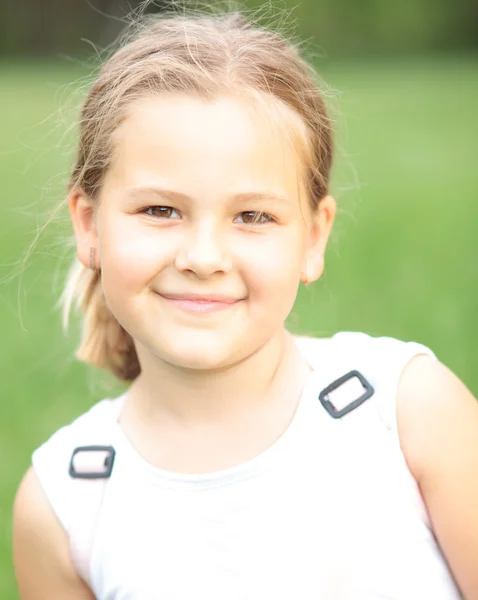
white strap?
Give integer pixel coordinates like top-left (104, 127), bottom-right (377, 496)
top-left (65, 400), bottom-right (125, 585)
top-left (70, 477), bottom-right (109, 586)
top-left (67, 437), bottom-right (120, 585)
top-left (297, 333), bottom-right (434, 529)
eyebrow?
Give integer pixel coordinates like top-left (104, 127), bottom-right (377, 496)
top-left (125, 186), bottom-right (290, 205)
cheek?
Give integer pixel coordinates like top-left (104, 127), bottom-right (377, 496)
top-left (97, 215), bottom-right (171, 295)
top-left (239, 228), bottom-right (306, 300)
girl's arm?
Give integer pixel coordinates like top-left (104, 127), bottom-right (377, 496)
top-left (397, 355), bottom-right (478, 600)
top-left (13, 467), bottom-right (95, 600)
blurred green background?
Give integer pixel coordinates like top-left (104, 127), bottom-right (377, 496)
top-left (1, 0), bottom-right (477, 597)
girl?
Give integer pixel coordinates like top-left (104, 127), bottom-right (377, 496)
top-left (12, 8), bottom-right (478, 600)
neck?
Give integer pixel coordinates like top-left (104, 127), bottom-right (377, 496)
top-left (127, 329), bottom-right (307, 427)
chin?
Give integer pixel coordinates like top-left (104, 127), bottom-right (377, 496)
top-left (149, 330), bottom-right (245, 372)
top-left (161, 347), bottom-right (236, 372)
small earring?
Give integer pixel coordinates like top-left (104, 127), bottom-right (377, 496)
top-left (301, 264), bottom-right (311, 287)
top-left (89, 247), bottom-right (96, 271)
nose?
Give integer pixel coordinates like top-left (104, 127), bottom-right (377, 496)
top-left (174, 222), bottom-right (231, 278)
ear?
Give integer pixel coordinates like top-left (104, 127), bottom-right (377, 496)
top-left (68, 189), bottom-right (99, 269)
top-left (301, 195), bottom-right (336, 285)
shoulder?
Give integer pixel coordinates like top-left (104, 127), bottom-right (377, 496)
top-left (299, 330), bottom-right (436, 365)
top-left (297, 330), bottom-right (436, 391)
top-left (13, 468), bottom-right (95, 599)
top-left (397, 355), bottom-right (478, 598)
top-left (330, 330), bottom-right (435, 360)
top-left (32, 397), bottom-right (121, 532)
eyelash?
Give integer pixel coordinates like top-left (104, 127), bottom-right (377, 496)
top-left (143, 206), bottom-right (180, 219)
top-left (141, 206), bottom-right (275, 225)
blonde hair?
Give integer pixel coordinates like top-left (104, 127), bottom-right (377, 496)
top-left (62, 6), bottom-right (334, 382)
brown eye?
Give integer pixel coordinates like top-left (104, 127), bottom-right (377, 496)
top-left (144, 206), bottom-right (179, 219)
top-left (236, 211), bottom-right (273, 225)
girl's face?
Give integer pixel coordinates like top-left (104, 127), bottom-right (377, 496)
top-left (72, 94), bottom-right (335, 370)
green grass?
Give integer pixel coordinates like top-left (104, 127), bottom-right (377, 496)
top-left (1, 56), bottom-right (477, 598)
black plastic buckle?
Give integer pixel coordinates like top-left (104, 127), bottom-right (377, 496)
top-left (319, 370), bottom-right (374, 419)
top-left (69, 445), bottom-right (116, 479)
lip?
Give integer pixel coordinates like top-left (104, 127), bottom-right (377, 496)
top-left (156, 292), bottom-right (242, 314)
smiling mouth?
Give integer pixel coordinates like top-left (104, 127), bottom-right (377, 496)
top-left (156, 293), bottom-right (242, 314)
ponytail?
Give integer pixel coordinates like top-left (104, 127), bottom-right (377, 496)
top-left (61, 259), bottom-right (140, 381)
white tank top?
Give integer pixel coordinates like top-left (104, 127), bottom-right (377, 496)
top-left (32, 332), bottom-right (462, 599)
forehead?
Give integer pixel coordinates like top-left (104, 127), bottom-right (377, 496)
top-left (106, 93), bottom-right (307, 202)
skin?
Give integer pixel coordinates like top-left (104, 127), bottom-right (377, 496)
top-left (13, 93), bottom-right (478, 599)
